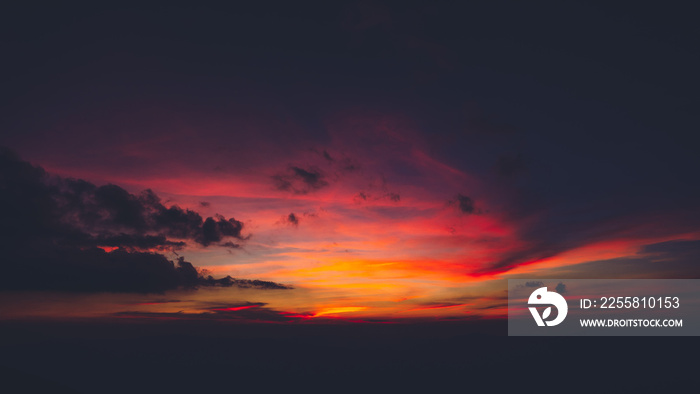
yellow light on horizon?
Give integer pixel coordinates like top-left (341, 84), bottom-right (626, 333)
top-left (312, 306), bottom-right (368, 317)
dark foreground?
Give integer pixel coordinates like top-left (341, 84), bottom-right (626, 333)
top-left (0, 318), bottom-right (694, 393)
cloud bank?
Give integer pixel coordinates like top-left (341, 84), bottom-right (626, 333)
top-left (0, 147), bottom-right (289, 293)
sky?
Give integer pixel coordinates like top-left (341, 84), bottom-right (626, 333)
top-left (1, 1), bottom-right (699, 324)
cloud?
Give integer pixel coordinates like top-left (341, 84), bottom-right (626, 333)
top-left (199, 277), bottom-right (292, 290)
top-left (41, 177), bottom-right (247, 250)
top-left (449, 194), bottom-right (480, 214)
top-left (286, 213), bottom-right (299, 227)
top-left (114, 302), bottom-right (297, 323)
top-left (0, 147), bottom-right (289, 293)
top-left (387, 192), bottom-right (401, 202)
top-left (92, 234), bottom-right (186, 251)
top-left (353, 191), bottom-right (401, 204)
top-left (276, 212), bottom-right (301, 227)
top-left (354, 191), bottom-right (369, 202)
top-left (198, 215), bottom-right (245, 246)
top-left (555, 282), bottom-right (567, 294)
top-left (524, 281), bottom-right (544, 288)
top-left (272, 166), bottom-right (328, 194)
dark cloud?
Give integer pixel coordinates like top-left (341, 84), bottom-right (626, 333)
top-left (0, 147), bottom-right (289, 293)
top-left (39, 174), bottom-right (247, 250)
top-left (93, 234), bottom-right (186, 251)
top-left (524, 281), bottom-right (544, 288)
top-left (199, 201), bottom-right (211, 208)
top-left (555, 282), bottom-right (567, 294)
top-left (287, 213), bottom-right (299, 227)
top-left (0, 248), bottom-right (205, 293)
top-left (114, 300), bottom-right (400, 323)
top-left (277, 212), bottom-right (301, 227)
top-left (449, 194), bottom-right (479, 214)
top-left (354, 192), bottom-right (368, 202)
top-left (277, 211), bottom-right (319, 227)
top-left (220, 241), bottom-right (241, 248)
top-left (199, 276), bottom-right (292, 290)
top-left (353, 191), bottom-right (401, 204)
top-left (272, 166), bottom-right (328, 194)
top-left (113, 310), bottom-right (291, 323)
top-left (456, 194), bottom-right (475, 213)
top-left (198, 215), bottom-right (245, 246)
top-left (114, 302), bottom-right (296, 322)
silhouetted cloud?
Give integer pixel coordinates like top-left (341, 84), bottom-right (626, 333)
top-left (354, 192), bottom-right (368, 202)
top-left (353, 191), bottom-right (401, 204)
top-left (35, 175), bottom-right (246, 250)
top-left (555, 282), bottom-right (567, 294)
top-left (272, 166), bottom-right (328, 194)
top-left (456, 194), bottom-right (475, 213)
top-left (449, 194), bottom-right (480, 214)
top-left (198, 215), bottom-right (245, 246)
top-left (0, 147), bottom-right (290, 293)
top-left (276, 212), bottom-right (302, 227)
top-left (199, 276), bottom-right (292, 290)
top-left (93, 234), bottom-right (186, 251)
top-left (114, 302), bottom-right (296, 322)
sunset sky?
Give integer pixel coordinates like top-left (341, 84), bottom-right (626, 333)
top-left (1, 2), bottom-right (699, 324)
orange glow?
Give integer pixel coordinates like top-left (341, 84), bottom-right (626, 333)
top-left (406, 303), bottom-right (470, 312)
top-left (312, 307), bottom-right (368, 317)
top-left (211, 305), bottom-right (261, 312)
top-left (13, 119), bottom-right (699, 324)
